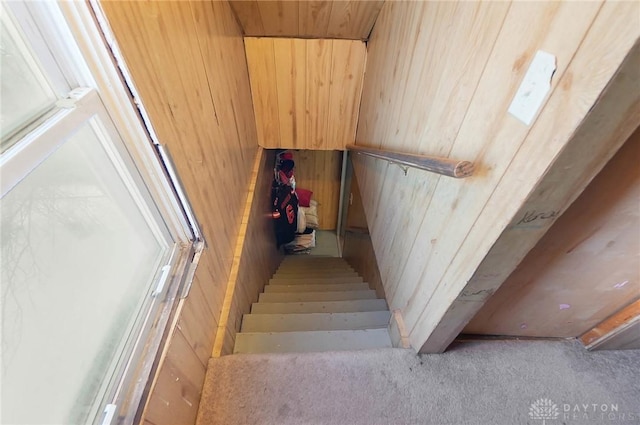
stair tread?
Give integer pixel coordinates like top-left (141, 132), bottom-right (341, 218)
top-left (240, 311), bottom-right (391, 332)
top-left (264, 283), bottom-right (370, 293)
top-left (274, 269), bottom-right (356, 275)
top-left (259, 290), bottom-right (377, 303)
top-left (233, 329), bottom-right (393, 354)
top-left (270, 276), bottom-right (364, 285)
top-left (281, 257), bottom-right (347, 261)
top-left (273, 273), bottom-right (359, 280)
top-left (251, 299), bottom-right (388, 314)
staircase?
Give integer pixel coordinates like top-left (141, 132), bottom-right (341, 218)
top-left (234, 256), bottom-right (392, 354)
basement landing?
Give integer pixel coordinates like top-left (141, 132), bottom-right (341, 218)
top-left (308, 230), bottom-right (340, 257)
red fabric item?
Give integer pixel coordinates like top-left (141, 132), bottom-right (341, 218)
top-left (280, 151), bottom-right (294, 160)
top-left (296, 188), bottom-right (313, 207)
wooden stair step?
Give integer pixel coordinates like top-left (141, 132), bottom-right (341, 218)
top-left (278, 261), bottom-right (352, 270)
top-left (274, 267), bottom-right (355, 274)
top-left (278, 263), bottom-right (353, 271)
top-left (251, 299), bottom-right (388, 314)
top-left (264, 283), bottom-right (370, 293)
top-left (269, 276), bottom-right (364, 285)
top-left (240, 311), bottom-right (391, 332)
top-left (233, 329), bottom-right (393, 354)
top-left (259, 290), bottom-right (377, 303)
top-left (272, 272), bottom-right (359, 280)
top-left (281, 256), bottom-right (347, 262)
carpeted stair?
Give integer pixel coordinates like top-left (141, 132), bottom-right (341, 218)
top-left (233, 257), bottom-right (392, 354)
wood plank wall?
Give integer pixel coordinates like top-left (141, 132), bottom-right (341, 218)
top-left (343, 171), bottom-right (385, 300)
top-left (353, 1), bottom-right (640, 352)
top-left (465, 126), bottom-right (640, 337)
top-left (229, 1), bottom-right (384, 40)
top-left (244, 38), bottom-right (366, 150)
top-left (100, 2), bottom-right (264, 424)
top-left (213, 148), bottom-right (284, 356)
top-left (292, 150), bottom-right (342, 230)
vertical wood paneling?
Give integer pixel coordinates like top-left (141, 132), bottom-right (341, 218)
top-left (229, 1), bottom-right (383, 40)
top-left (245, 38), bottom-right (281, 147)
top-left (293, 150), bottom-right (343, 230)
top-left (343, 173), bottom-right (386, 300)
top-left (100, 1), bottom-right (259, 423)
top-left (400, 1), bottom-right (603, 333)
top-left (274, 39), bottom-right (306, 148)
top-left (355, 0), bottom-right (510, 312)
top-left (246, 38), bottom-right (366, 150)
top-left (327, 40), bottom-right (366, 148)
top-left (213, 149), bottom-right (284, 356)
top-left (465, 126), bottom-right (640, 337)
top-left (306, 39), bottom-right (333, 149)
top-left (292, 39), bottom-right (308, 147)
top-left (416, 3), bottom-right (640, 353)
top-left (354, 0), bottom-right (640, 352)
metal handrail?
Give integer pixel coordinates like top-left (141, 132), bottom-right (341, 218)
top-left (346, 144), bottom-right (474, 178)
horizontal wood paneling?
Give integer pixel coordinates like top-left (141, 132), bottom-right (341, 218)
top-left (229, 1), bottom-right (384, 40)
top-left (100, 1), bottom-right (258, 423)
top-left (465, 126), bottom-right (640, 337)
top-left (353, 0), bottom-right (640, 352)
top-left (245, 37), bottom-right (366, 150)
top-left (293, 150), bottom-right (342, 230)
top-left (213, 148), bottom-right (284, 356)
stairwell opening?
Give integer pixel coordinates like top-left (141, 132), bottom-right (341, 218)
top-left (230, 149), bottom-right (394, 354)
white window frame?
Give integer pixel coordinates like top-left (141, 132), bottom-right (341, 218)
top-left (1, 2), bottom-right (204, 424)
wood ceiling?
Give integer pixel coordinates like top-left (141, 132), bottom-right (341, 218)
top-left (229, 1), bottom-right (384, 40)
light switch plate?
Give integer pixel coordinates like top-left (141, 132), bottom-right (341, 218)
top-left (508, 50), bottom-right (556, 126)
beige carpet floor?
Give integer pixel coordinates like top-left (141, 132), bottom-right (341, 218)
top-left (196, 339), bottom-right (640, 425)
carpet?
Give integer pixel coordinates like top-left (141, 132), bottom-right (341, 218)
top-left (196, 339), bottom-right (640, 425)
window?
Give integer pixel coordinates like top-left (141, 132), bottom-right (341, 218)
top-left (0, 2), bottom-right (200, 424)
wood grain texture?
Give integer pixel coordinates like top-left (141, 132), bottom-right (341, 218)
top-left (293, 150), bottom-right (342, 230)
top-left (580, 299), bottom-right (640, 350)
top-left (143, 329), bottom-right (205, 425)
top-left (306, 39), bottom-right (333, 149)
top-left (418, 9), bottom-right (640, 353)
top-left (590, 321), bottom-right (640, 351)
top-left (213, 148), bottom-right (284, 356)
top-left (245, 38), bottom-right (281, 147)
top-left (352, 0), bottom-right (640, 353)
top-left (229, 1), bottom-right (383, 40)
top-left (245, 37), bottom-right (366, 150)
top-left (345, 160), bottom-right (367, 231)
top-left (100, 1), bottom-right (258, 423)
top-left (347, 144), bottom-right (474, 178)
top-left (464, 125), bottom-right (640, 338)
top-left (257, 1), bottom-right (299, 36)
top-left (343, 172), bottom-right (386, 300)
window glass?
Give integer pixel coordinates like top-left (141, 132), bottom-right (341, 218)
top-left (0, 10), bottom-right (57, 149)
top-left (1, 120), bottom-right (169, 424)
